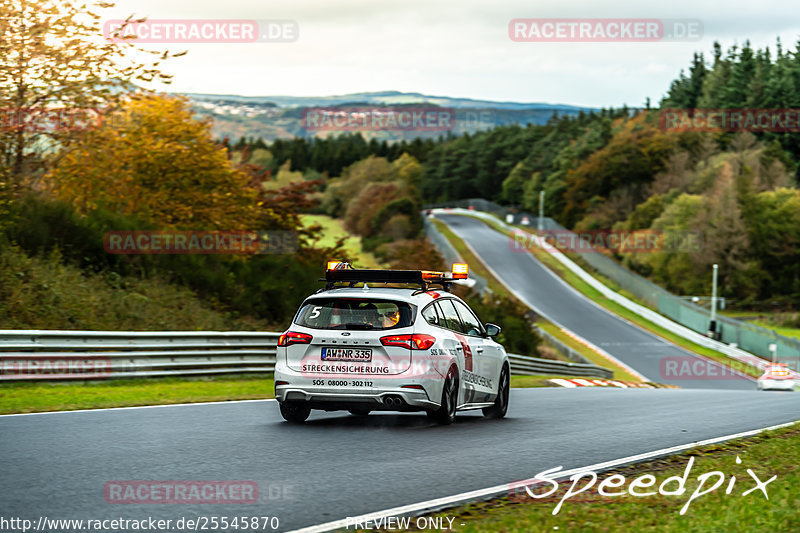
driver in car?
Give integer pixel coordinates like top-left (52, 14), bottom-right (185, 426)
top-left (360, 303), bottom-right (382, 328)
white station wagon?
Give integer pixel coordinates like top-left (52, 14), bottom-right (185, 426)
top-left (274, 262), bottom-right (510, 424)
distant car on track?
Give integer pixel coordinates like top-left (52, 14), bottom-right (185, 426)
top-left (756, 364), bottom-right (795, 391)
top-left (274, 262), bottom-right (510, 424)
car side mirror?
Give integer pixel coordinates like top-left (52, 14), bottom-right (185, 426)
top-left (485, 323), bottom-right (501, 338)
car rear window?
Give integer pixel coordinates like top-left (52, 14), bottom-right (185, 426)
top-left (295, 298), bottom-right (414, 330)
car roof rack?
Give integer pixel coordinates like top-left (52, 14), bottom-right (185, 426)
top-left (321, 261), bottom-right (469, 293)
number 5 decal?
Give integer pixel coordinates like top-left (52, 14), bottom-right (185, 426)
top-left (309, 306), bottom-right (322, 319)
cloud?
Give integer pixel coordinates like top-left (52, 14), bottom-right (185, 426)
top-left (104, 0), bottom-right (800, 107)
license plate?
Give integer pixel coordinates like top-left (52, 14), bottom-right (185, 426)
top-left (321, 347), bottom-right (372, 362)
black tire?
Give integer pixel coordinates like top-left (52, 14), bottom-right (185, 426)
top-left (279, 403), bottom-right (311, 423)
top-left (431, 366), bottom-right (458, 425)
top-left (348, 408), bottom-right (371, 416)
top-left (483, 364), bottom-right (509, 419)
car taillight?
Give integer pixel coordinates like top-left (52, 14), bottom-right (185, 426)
top-left (278, 331), bottom-right (313, 347)
top-left (380, 334), bottom-right (436, 350)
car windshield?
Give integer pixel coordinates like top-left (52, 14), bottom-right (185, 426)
top-left (295, 298), bottom-right (414, 330)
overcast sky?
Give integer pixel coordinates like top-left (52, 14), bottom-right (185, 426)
top-left (104, 0), bottom-right (800, 108)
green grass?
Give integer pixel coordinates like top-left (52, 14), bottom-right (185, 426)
top-left (433, 217), bottom-right (642, 382)
top-left (720, 311), bottom-right (800, 341)
top-left (460, 215), bottom-right (762, 379)
top-left (536, 321), bottom-right (641, 382)
top-left (757, 325), bottom-right (800, 340)
top-left (0, 244), bottom-right (273, 331)
top-left (0, 374), bottom-right (275, 414)
top-left (0, 374), bottom-right (592, 414)
top-left (301, 214), bottom-right (383, 268)
top-left (383, 423), bottom-right (800, 532)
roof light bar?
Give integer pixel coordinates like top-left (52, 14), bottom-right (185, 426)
top-left (452, 263), bottom-right (469, 279)
top-left (327, 261), bottom-right (350, 271)
top-left (321, 262), bottom-right (470, 291)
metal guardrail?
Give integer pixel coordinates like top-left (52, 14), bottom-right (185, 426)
top-left (0, 330), bottom-right (613, 381)
top-left (508, 353), bottom-right (613, 378)
top-left (427, 199), bottom-right (800, 363)
top-left (433, 207), bottom-right (799, 379)
top-left (0, 330), bottom-right (280, 380)
top-left (534, 326), bottom-right (594, 366)
top-left (425, 209), bottom-right (620, 377)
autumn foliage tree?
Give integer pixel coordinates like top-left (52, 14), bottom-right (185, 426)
top-left (0, 0), bottom-right (183, 189)
top-left (47, 95), bottom-right (259, 229)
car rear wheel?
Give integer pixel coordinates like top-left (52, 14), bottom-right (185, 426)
top-left (430, 366), bottom-right (458, 425)
top-left (280, 402), bottom-right (311, 423)
top-left (483, 364), bottom-right (509, 418)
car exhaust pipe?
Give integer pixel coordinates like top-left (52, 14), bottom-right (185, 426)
top-left (384, 395), bottom-right (403, 408)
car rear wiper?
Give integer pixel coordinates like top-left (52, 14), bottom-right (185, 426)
top-left (342, 323), bottom-right (377, 330)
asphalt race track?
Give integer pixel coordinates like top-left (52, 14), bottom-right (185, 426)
top-left (2, 390), bottom-right (799, 532)
top-left (1, 214), bottom-right (791, 533)
top-left (436, 214), bottom-right (755, 390)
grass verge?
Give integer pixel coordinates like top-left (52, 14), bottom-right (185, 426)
top-left (0, 374), bottom-right (275, 414)
top-left (720, 310), bottom-right (800, 341)
top-left (0, 374), bottom-right (592, 414)
top-left (301, 214), bottom-right (383, 268)
top-left (372, 422), bottom-right (800, 532)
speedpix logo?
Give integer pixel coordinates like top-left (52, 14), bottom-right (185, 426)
top-left (509, 457), bottom-right (776, 515)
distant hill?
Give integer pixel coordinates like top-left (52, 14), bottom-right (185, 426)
top-left (182, 91), bottom-right (596, 142)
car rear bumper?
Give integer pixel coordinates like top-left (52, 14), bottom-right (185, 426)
top-left (757, 379), bottom-right (795, 391)
top-left (274, 363), bottom-right (439, 411)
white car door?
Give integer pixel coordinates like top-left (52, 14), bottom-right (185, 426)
top-left (452, 299), bottom-right (500, 401)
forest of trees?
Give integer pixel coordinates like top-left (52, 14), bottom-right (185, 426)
top-left (232, 39), bottom-right (800, 307)
top-left (2, 0), bottom-right (799, 333)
